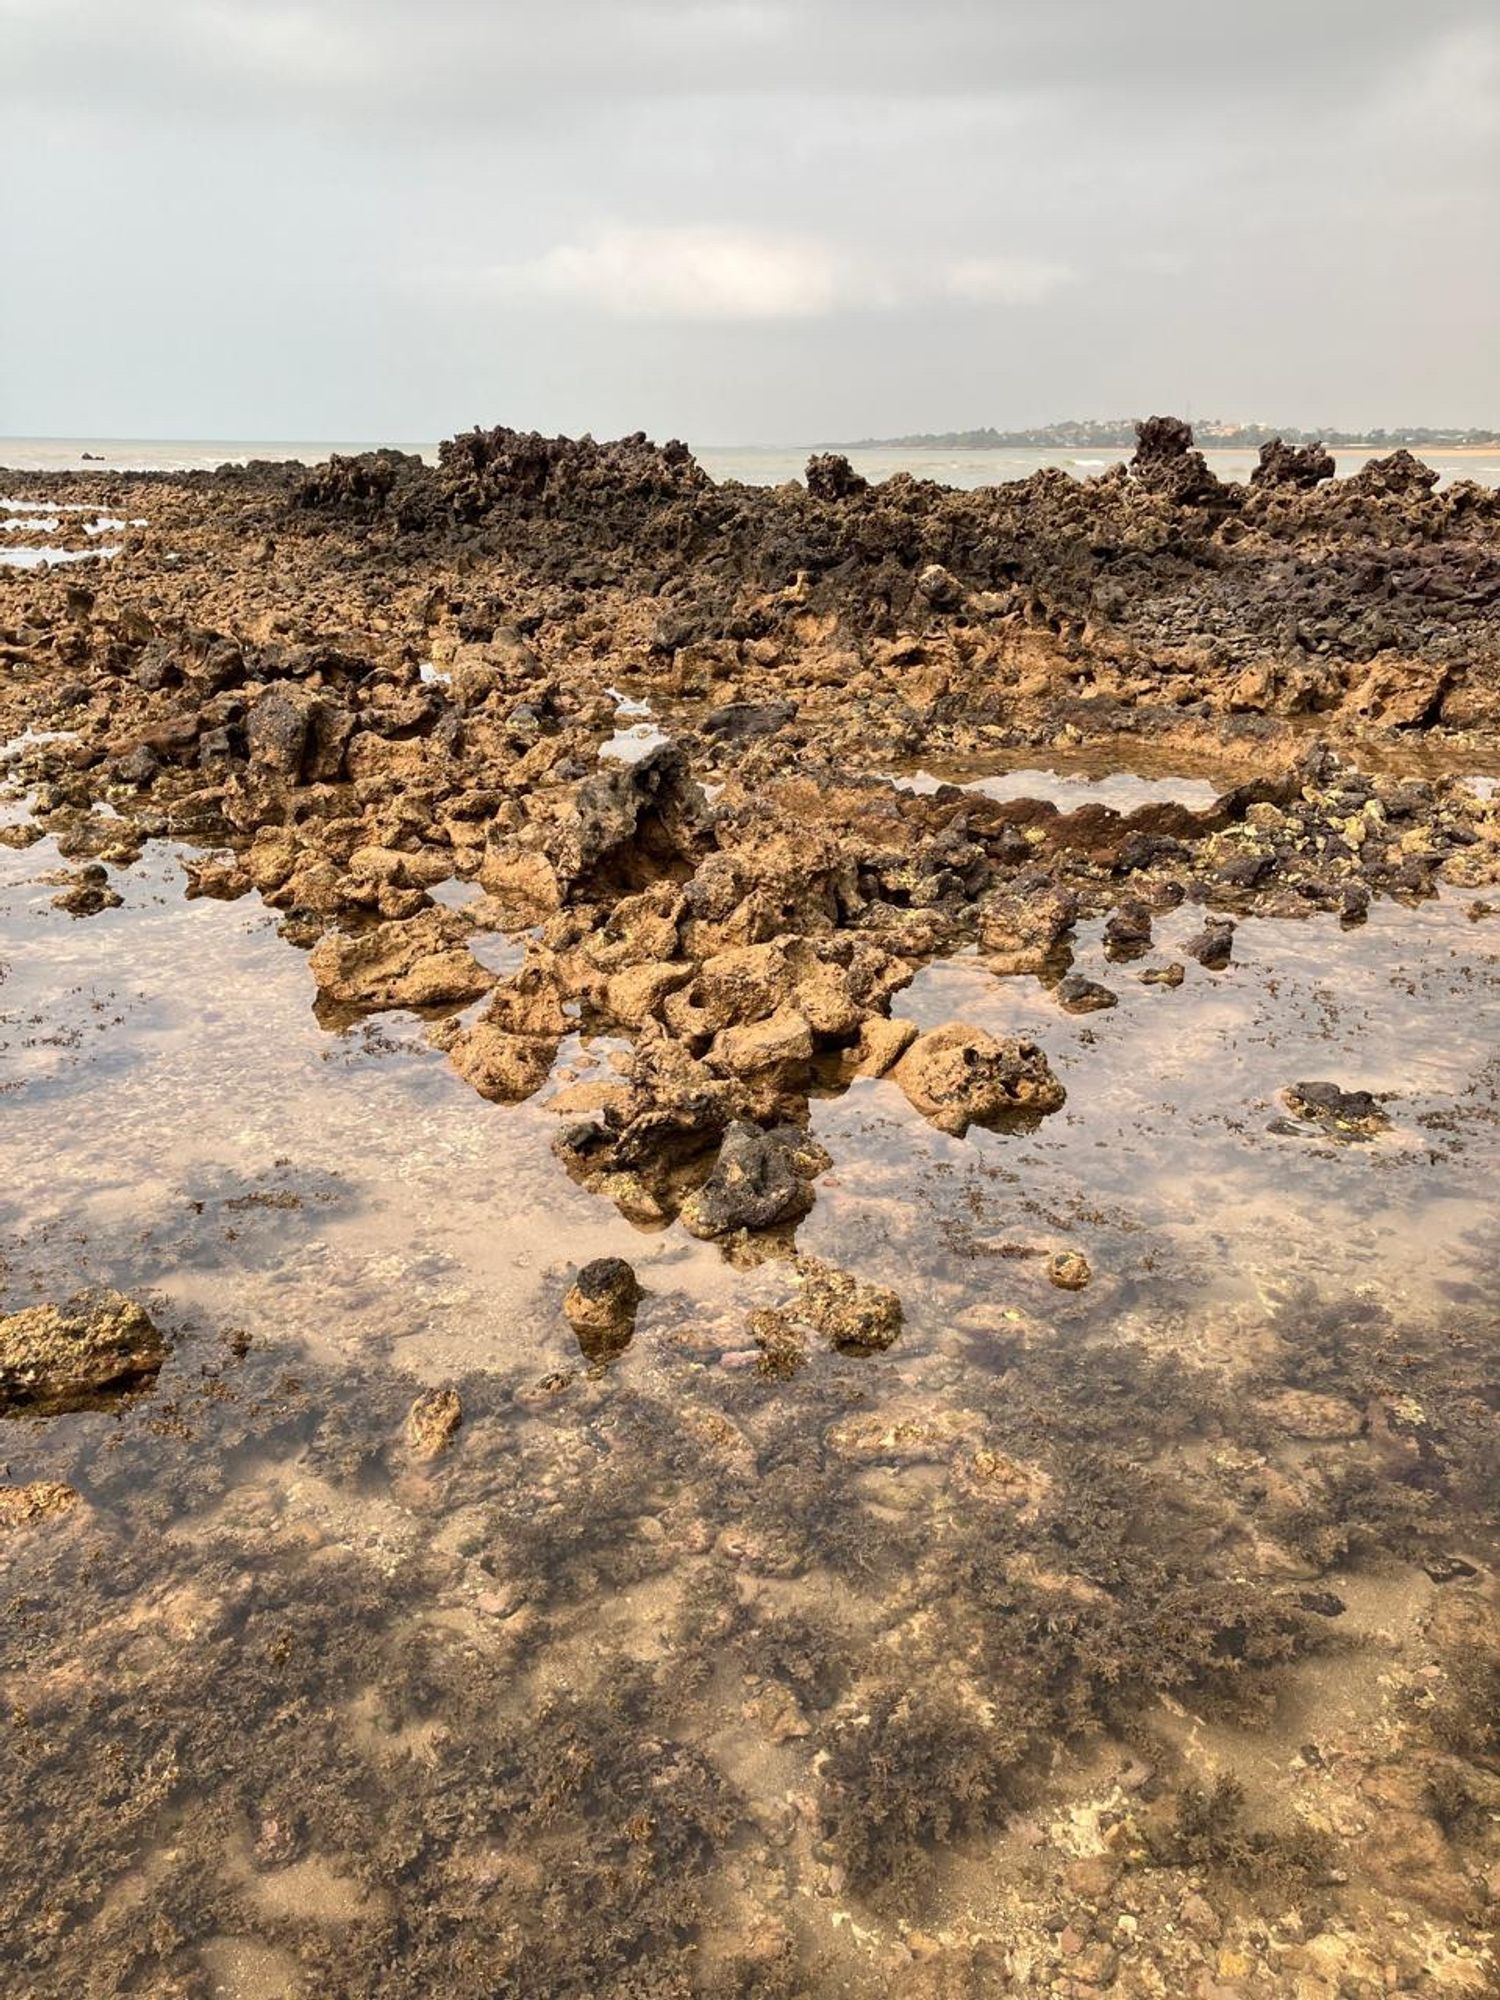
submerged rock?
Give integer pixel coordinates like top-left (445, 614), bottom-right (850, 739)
top-left (406, 1387), bottom-right (463, 1461)
top-left (563, 1257), bottom-right (642, 1362)
top-left (891, 1023), bottom-right (1065, 1136)
top-left (0, 1291), bottom-right (165, 1416)
top-left (792, 1258), bottom-right (903, 1354)
top-left (50, 862), bottom-right (122, 918)
top-left (749, 1258), bottom-right (903, 1368)
top-left (0, 1481), bottom-right (80, 1530)
top-left (1047, 1250), bottom-right (1093, 1291)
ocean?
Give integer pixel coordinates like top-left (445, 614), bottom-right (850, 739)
top-left (3, 437), bottom-right (1499, 490)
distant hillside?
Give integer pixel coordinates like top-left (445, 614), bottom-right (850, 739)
top-left (830, 420), bottom-right (1500, 451)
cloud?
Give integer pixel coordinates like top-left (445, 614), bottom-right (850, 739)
top-left (4, 0), bottom-right (1488, 127)
top-left (485, 228), bottom-right (1075, 320)
top-left (943, 256), bottom-right (1076, 305)
top-left (499, 227), bottom-right (851, 320)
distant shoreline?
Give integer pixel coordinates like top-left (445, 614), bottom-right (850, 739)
top-left (812, 439), bottom-right (1500, 456)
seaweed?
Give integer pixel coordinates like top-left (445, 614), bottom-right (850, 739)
top-left (817, 1685), bottom-right (1027, 1893)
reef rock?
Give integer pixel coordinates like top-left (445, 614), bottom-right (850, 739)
top-left (0, 1291), bottom-right (165, 1416)
top-left (891, 1024), bottom-right (1065, 1136)
top-left (544, 743), bottom-right (706, 896)
top-left (563, 1257), bottom-right (642, 1363)
top-left (679, 1120), bottom-right (829, 1239)
top-left (1129, 416), bottom-right (1226, 505)
top-left (805, 452), bottom-right (869, 502)
top-left (308, 910), bottom-right (495, 1013)
top-left (406, 1387), bottom-right (463, 1461)
top-left (1279, 1080), bottom-right (1391, 1137)
top-left (1250, 438), bottom-right (1336, 491)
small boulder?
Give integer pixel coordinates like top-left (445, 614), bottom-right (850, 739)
top-left (1184, 919), bottom-right (1235, 970)
top-left (563, 1257), bottom-right (642, 1363)
top-left (50, 863), bottom-right (122, 918)
top-left (0, 1291), bottom-right (165, 1416)
top-left (915, 563), bottom-right (963, 611)
top-left (1278, 1081), bottom-right (1390, 1138)
top-left (1102, 899), bottom-right (1153, 959)
top-left (805, 452), bottom-right (868, 502)
top-left (1047, 1250), bottom-right (1092, 1292)
top-left (679, 1122), bottom-right (827, 1239)
top-left (891, 1024), bottom-right (1065, 1137)
top-left (1055, 974), bottom-right (1117, 1015)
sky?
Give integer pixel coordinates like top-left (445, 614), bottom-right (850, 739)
top-left (1, 0), bottom-right (1497, 444)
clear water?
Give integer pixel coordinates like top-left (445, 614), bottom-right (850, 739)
top-left (2, 778), bottom-right (1497, 1991)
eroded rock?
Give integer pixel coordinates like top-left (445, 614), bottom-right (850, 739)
top-left (0, 1291), bottom-right (165, 1416)
top-left (891, 1024), bottom-right (1065, 1136)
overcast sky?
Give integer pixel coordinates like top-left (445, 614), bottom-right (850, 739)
top-left (2, 1), bottom-right (1497, 443)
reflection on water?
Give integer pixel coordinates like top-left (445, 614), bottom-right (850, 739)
top-left (890, 762), bottom-right (1222, 812)
top-left (2, 820), bottom-right (1497, 1995)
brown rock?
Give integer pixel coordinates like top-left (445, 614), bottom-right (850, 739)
top-left (406, 1387), bottom-right (463, 1460)
top-left (0, 1291), bottom-right (165, 1416)
top-left (891, 1023), bottom-right (1065, 1136)
top-left (1047, 1250), bottom-right (1092, 1291)
top-left (0, 1481), bottom-right (80, 1529)
top-left (308, 911), bottom-right (495, 1012)
top-left (563, 1257), bottom-right (642, 1363)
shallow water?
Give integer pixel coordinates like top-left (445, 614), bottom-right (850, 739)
top-left (2, 804), bottom-right (1498, 1993)
top-left (0, 542), bottom-right (122, 569)
top-left (889, 761), bottom-right (1222, 813)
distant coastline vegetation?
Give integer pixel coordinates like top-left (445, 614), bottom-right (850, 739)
top-left (827, 419), bottom-right (1500, 450)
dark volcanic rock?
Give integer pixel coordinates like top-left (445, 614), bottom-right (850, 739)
top-left (678, 1121), bottom-right (827, 1239)
top-left (805, 452), bottom-right (869, 502)
top-left (1055, 973), bottom-right (1118, 1015)
top-left (1184, 919), bottom-right (1236, 970)
top-left (1102, 898), bottom-right (1153, 958)
top-left (546, 743), bottom-right (706, 895)
top-left (1251, 439), bottom-right (1336, 491)
top-left (1129, 416), bottom-right (1226, 506)
top-left (702, 700), bottom-right (798, 744)
top-left (1348, 449), bottom-right (1441, 499)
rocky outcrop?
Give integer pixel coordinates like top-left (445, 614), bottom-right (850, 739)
top-left (1251, 438), bottom-right (1336, 490)
top-left (804, 452), bottom-right (869, 502)
top-left (1129, 416), bottom-right (1226, 505)
top-left (308, 911), bottom-right (496, 1013)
